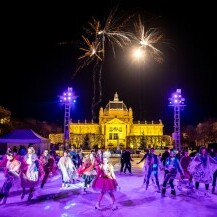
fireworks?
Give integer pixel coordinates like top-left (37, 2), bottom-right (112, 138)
top-left (74, 7), bottom-right (164, 120)
top-left (82, 6), bottom-right (132, 60)
top-left (75, 6), bottom-right (133, 120)
top-left (131, 15), bottom-right (164, 63)
top-left (76, 35), bottom-right (103, 72)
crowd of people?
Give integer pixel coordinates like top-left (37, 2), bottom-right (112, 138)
top-left (0, 145), bottom-right (118, 210)
top-left (135, 146), bottom-right (217, 197)
top-left (0, 144), bottom-right (217, 210)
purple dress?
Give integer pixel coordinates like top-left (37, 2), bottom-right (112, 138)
top-left (92, 163), bottom-right (118, 192)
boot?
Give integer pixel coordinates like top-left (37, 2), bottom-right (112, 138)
top-left (95, 202), bottom-right (102, 210)
top-left (28, 189), bottom-right (34, 201)
top-left (28, 192), bottom-right (33, 201)
top-left (0, 193), bottom-right (5, 202)
top-left (212, 186), bottom-right (215, 194)
top-left (157, 185), bottom-right (161, 192)
top-left (1, 195), bottom-right (8, 205)
top-left (161, 188), bottom-right (166, 196)
top-left (171, 189), bottom-right (176, 196)
top-left (21, 189), bottom-right (25, 200)
top-left (112, 202), bottom-right (118, 210)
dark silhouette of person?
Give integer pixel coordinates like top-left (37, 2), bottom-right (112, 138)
top-left (123, 148), bottom-right (133, 174)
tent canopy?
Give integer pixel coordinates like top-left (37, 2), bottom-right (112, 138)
top-left (0, 129), bottom-right (50, 144)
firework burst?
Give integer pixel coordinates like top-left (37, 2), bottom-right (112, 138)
top-left (76, 6), bottom-right (133, 120)
top-left (83, 6), bottom-right (133, 59)
top-left (76, 35), bottom-right (103, 72)
top-left (132, 15), bottom-right (164, 63)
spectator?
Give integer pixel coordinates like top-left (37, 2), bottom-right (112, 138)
top-left (123, 148), bottom-right (133, 175)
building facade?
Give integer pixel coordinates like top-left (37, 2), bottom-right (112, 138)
top-left (49, 93), bottom-right (164, 149)
top-left (0, 106), bottom-right (11, 135)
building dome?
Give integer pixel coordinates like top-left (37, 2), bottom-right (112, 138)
top-left (104, 92), bottom-right (128, 112)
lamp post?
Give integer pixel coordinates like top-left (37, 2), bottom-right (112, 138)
top-left (59, 87), bottom-right (77, 150)
top-left (168, 89), bottom-right (186, 151)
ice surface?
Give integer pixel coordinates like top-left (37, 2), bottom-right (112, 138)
top-left (0, 158), bottom-right (216, 217)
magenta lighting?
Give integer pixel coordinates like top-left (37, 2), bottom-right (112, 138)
top-left (59, 87), bottom-right (77, 149)
top-left (168, 89), bottom-right (186, 151)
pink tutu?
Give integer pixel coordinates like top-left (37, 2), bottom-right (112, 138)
top-left (92, 177), bottom-right (118, 192)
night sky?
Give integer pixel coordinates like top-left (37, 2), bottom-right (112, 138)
top-left (2, 1), bottom-right (216, 134)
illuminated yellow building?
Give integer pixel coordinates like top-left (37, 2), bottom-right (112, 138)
top-left (49, 93), bottom-right (164, 149)
top-left (0, 106), bottom-right (11, 135)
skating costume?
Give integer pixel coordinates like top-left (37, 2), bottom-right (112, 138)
top-left (96, 152), bottom-right (103, 165)
top-left (21, 153), bottom-right (40, 188)
top-left (145, 153), bottom-right (161, 190)
top-left (162, 156), bottom-right (184, 196)
top-left (189, 153), bottom-right (217, 184)
top-left (78, 158), bottom-right (97, 190)
top-left (39, 154), bottom-right (55, 188)
top-left (180, 156), bottom-right (192, 179)
top-left (92, 163), bottom-right (118, 192)
top-left (0, 158), bottom-right (21, 203)
top-left (57, 156), bottom-right (77, 186)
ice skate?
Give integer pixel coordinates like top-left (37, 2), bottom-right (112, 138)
top-left (0, 195), bottom-right (7, 205)
top-left (212, 187), bottom-right (215, 194)
top-left (28, 192), bottom-right (33, 201)
top-left (171, 189), bottom-right (176, 196)
top-left (161, 188), bottom-right (166, 197)
top-left (112, 202), bottom-right (118, 210)
top-left (95, 202), bottom-right (102, 210)
top-left (21, 189), bottom-right (25, 200)
top-left (0, 193), bottom-right (5, 202)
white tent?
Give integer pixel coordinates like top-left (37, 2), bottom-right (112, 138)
top-left (0, 129), bottom-right (50, 154)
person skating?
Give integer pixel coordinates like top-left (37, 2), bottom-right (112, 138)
top-left (179, 150), bottom-right (193, 189)
top-left (92, 157), bottom-right (118, 210)
top-left (57, 150), bottom-right (77, 188)
top-left (39, 149), bottom-right (55, 188)
top-left (78, 152), bottom-right (97, 192)
top-left (20, 147), bottom-right (40, 201)
top-left (161, 149), bottom-right (184, 197)
top-left (142, 148), bottom-right (161, 191)
top-left (188, 146), bottom-right (217, 196)
top-left (0, 150), bottom-right (21, 204)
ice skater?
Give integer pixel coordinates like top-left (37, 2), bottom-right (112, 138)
top-left (20, 147), bottom-right (40, 201)
top-left (161, 149), bottom-right (184, 197)
top-left (142, 148), bottom-right (161, 191)
top-left (188, 146), bottom-right (217, 196)
top-left (57, 150), bottom-right (77, 188)
top-left (39, 149), bottom-right (55, 188)
top-left (179, 150), bottom-right (193, 190)
top-left (92, 157), bottom-right (118, 210)
top-left (78, 152), bottom-right (97, 192)
top-left (0, 150), bottom-right (21, 204)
